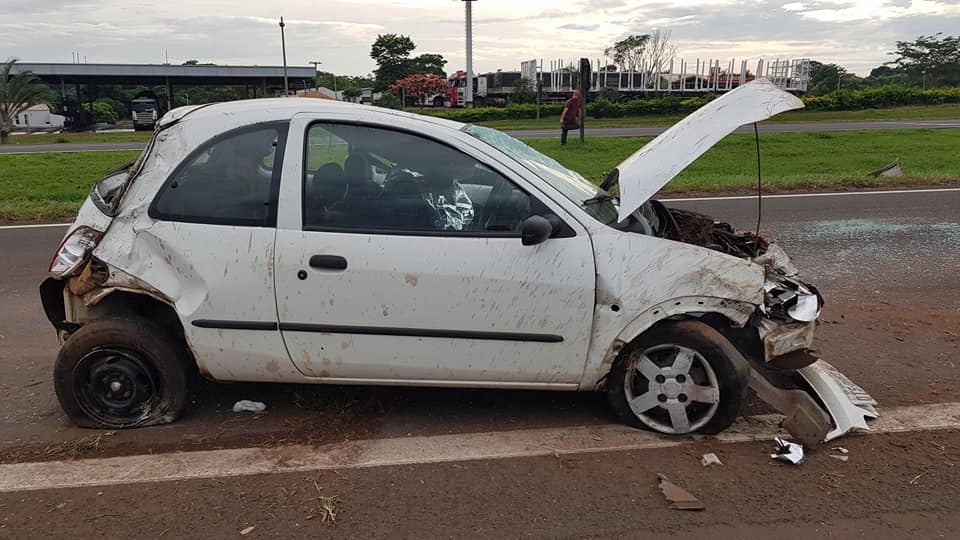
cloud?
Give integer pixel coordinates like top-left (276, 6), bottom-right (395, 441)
top-left (558, 23), bottom-right (603, 31)
top-left (0, 0), bottom-right (955, 77)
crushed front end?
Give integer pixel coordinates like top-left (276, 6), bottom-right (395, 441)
top-left (653, 203), bottom-right (879, 446)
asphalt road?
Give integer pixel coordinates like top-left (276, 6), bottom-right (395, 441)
top-left (2, 119), bottom-right (958, 154)
top-left (2, 188), bottom-right (958, 536)
top-left (1, 187), bottom-right (958, 458)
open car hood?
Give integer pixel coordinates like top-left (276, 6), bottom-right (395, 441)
top-left (614, 78), bottom-right (804, 222)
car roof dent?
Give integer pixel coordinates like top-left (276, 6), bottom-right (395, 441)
top-left (615, 78), bottom-right (805, 222)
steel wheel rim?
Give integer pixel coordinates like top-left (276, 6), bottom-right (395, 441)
top-left (73, 347), bottom-right (161, 426)
top-left (623, 344), bottom-right (721, 434)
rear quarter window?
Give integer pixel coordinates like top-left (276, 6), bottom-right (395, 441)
top-left (150, 123), bottom-right (288, 227)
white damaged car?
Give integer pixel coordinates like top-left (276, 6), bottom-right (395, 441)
top-left (40, 79), bottom-right (877, 444)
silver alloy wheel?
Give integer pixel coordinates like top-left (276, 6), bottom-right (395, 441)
top-left (623, 344), bottom-right (721, 434)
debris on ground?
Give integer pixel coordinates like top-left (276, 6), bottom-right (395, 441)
top-left (240, 525), bottom-right (256, 535)
top-left (656, 474), bottom-right (705, 511)
top-left (909, 471), bottom-right (929, 485)
top-left (232, 400), bottom-right (267, 413)
top-left (829, 454), bottom-right (849, 462)
top-left (308, 480), bottom-right (342, 523)
top-left (701, 453), bottom-right (723, 467)
top-left (832, 446), bottom-right (849, 454)
top-left (869, 160), bottom-right (903, 178)
top-left (771, 437), bottom-right (804, 465)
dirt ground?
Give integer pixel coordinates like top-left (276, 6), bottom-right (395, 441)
top-left (2, 429), bottom-right (958, 538)
top-left (2, 297), bottom-right (956, 466)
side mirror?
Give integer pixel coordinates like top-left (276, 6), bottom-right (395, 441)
top-left (521, 215), bottom-right (553, 246)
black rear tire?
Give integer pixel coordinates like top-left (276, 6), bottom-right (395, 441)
top-left (607, 320), bottom-right (749, 435)
top-left (53, 317), bottom-right (190, 429)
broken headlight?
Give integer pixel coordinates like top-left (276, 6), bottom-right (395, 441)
top-left (763, 276), bottom-right (822, 322)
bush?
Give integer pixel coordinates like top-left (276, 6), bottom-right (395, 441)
top-left (801, 86), bottom-right (960, 110)
top-left (374, 93), bottom-right (402, 110)
top-left (82, 101), bottom-right (119, 124)
top-left (415, 86), bottom-right (960, 122)
top-left (597, 86), bottom-right (620, 102)
top-left (587, 98), bottom-right (624, 118)
top-left (426, 103), bottom-right (564, 123)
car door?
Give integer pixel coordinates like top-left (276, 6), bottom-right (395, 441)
top-left (143, 122), bottom-right (295, 381)
top-left (273, 117), bottom-right (596, 386)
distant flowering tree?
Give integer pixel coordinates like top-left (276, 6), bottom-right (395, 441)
top-left (389, 74), bottom-right (448, 105)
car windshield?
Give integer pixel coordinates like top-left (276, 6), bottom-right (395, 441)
top-left (463, 125), bottom-right (618, 224)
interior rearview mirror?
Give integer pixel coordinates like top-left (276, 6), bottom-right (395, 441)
top-left (521, 215), bottom-right (553, 246)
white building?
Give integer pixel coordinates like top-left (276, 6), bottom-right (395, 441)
top-left (13, 104), bottom-right (66, 131)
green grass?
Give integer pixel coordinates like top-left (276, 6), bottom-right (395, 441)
top-left (3, 132), bottom-right (154, 146)
top-left (2, 104), bottom-right (957, 147)
top-left (0, 151), bottom-right (141, 221)
top-left (2, 128), bottom-right (959, 222)
top-left (477, 103), bottom-right (960, 130)
top-left (526, 128), bottom-right (960, 191)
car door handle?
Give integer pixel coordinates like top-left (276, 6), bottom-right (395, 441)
top-left (309, 255), bottom-right (348, 271)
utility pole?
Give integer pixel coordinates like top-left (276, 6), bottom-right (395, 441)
top-left (309, 60), bottom-right (324, 95)
top-left (463, 0), bottom-right (476, 108)
top-left (279, 17), bottom-right (289, 96)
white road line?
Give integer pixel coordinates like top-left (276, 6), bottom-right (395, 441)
top-left (2, 402), bottom-right (959, 493)
top-left (0, 223), bottom-right (71, 230)
top-left (659, 187), bottom-right (960, 203)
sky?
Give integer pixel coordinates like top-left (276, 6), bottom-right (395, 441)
top-left (1, 0), bottom-right (958, 77)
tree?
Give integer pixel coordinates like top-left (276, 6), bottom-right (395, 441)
top-left (869, 65), bottom-right (897, 78)
top-left (83, 101), bottom-right (119, 124)
top-left (182, 59), bottom-right (200, 65)
top-left (807, 61), bottom-right (845, 95)
top-left (370, 34), bottom-right (447, 91)
top-left (511, 78), bottom-right (536, 104)
top-left (409, 53), bottom-right (448, 78)
top-left (342, 86), bottom-right (362, 102)
top-left (887, 33), bottom-right (960, 87)
top-left (371, 33), bottom-right (416, 91)
top-left (0, 59), bottom-right (54, 144)
top-left (604, 34), bottom-right (649, 71)
top-left (640, 29), bottom-right (677, 84)
top-left (388, 74), bottom-right (448, 105)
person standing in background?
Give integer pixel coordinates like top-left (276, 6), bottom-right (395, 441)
top-left (560, 89), bottom-right (582, 146)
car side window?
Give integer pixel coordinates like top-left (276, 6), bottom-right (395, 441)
top-left (303, 123), bottom-right (535, 234)
top-left (151, 123), bottom-right (287, 226)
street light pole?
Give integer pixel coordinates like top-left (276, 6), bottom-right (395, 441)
top-left (463, 0), bottom-right (476, 109)
top-left (279, 17), bottom-right (289, 96)
top-left (310, 60), bottom-right (338, 100)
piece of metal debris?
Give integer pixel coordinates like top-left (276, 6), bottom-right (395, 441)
top-left (831, 446), bottom-right (849, 454)
top-left (656, 474), bottom-right (705, 511)
top-left (240, 526), bottom-right (256, 535)
top-left (232, 400), bottom-right (267, 413)
top-left (869, 161), bottom-right (903, 178)
top-left (829, 454), bottom-right (849, 462)
top-left (701, 453), bottom-right (723, 467)
top-left (771, 437), bottom-right (804, 465)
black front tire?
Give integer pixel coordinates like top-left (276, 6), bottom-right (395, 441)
top-left (53, 317), bottom-right (190, 429)
top-left (607, 320), bottom-right (749, 435)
